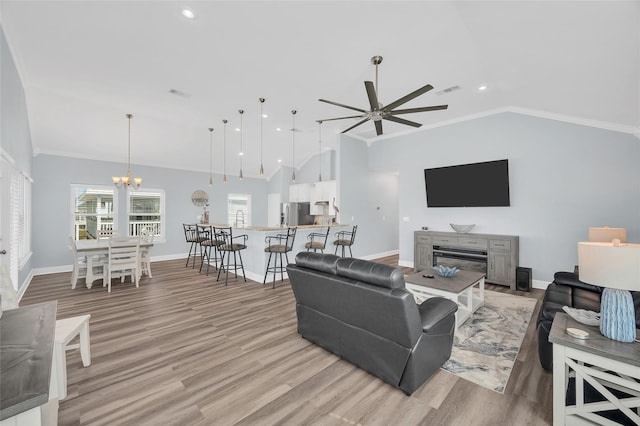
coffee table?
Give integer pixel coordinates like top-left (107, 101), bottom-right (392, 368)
top-left (405, 270), bottom-right (485, 328)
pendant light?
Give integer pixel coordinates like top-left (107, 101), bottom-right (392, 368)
top-left (291, 110), bottom-right (297, 183)
top-left (112, 113), bottom-right (142, 189)
top-left (259, 98), bottom-right (265, 175)
top-left (208, 127), bottom-right (214, 186)
top-left (223, 119), bottom-right (228, 184)
top-left (317, 120), bottom-right (323, 182)
top-left (238, 109), bottom-right (244, 180)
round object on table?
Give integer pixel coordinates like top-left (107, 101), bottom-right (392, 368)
top-left (566, 327), bottom-right (589, 339)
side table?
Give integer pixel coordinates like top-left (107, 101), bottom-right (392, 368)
top-left (549, 312), bottom-right (640, 425)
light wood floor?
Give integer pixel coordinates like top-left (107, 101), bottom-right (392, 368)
top-left (22, 256), bottom-right (553, 425)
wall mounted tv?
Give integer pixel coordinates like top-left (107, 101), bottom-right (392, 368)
top-left (424, 159), bottom-right (511, 207)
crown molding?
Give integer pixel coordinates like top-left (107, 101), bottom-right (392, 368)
top-left (364, 106), bottom-right (640, 145)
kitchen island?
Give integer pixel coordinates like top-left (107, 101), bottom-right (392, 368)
top-left (201, 224), bottom-right (350, 282)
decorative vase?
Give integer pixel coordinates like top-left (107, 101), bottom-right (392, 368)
top-left (600, 287), bottom-right (637, 342)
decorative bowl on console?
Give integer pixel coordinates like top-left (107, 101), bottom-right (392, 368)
top-left (433, 265), bottom-right (459, 277)
top-left (450, 223), bottom-right (475, 233)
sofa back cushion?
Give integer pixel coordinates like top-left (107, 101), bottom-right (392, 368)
top-left (336, 257), bottom-right (405, 289)
top-left (294, 251), bottom-right (340, 275)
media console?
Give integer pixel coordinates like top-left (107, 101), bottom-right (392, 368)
top-left (414, 230), bottom-right (519, 289)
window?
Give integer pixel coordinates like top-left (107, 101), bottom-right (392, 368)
top-left (228, 194), bottom-right (251, 228)
top-left (71, 185), bottom-right (117, 240)
top-left (10, 168), bottom-right (32, 271)
top-left (128, 189), bottom-right (165, 240)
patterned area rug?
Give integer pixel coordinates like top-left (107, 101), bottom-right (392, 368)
top-left (441, 290), bottom-right (537, 393)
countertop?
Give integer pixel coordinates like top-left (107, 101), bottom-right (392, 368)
top-left (199, 224), bottom-right (348, 232)
top-left (0, 301), bottom-right (57, 420)
top-left (242, 224), bottom-right (347, 232)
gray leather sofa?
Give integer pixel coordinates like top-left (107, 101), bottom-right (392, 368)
top-left (286, 252), bottom-right (458, 395)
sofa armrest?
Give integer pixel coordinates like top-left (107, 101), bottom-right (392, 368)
top-left (418, 298), bottom-right (458, 333)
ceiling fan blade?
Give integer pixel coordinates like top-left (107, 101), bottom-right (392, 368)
top-left (374, 120), bottom-right (383, 136)
top-left (383, 115), bottom-right (422, 128)
top-left (318, 114), bottom-right (367, 122)
top-left (319, 98), bottom-right (367, 113)
top-left (387, 105), bottom-right (449, 115)
top-left (364, 81), bottom-right (379, 111)
top-left (383, 84), bottom-right (434, 111)
top-left (341, 118), bottom-right (370, 133)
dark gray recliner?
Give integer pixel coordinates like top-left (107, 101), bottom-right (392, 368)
top-left (287, 252), bottom-right (458, 395)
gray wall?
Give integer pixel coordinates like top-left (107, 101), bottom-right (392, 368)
top-left (1, 27), bottom-right (34, 289)
top-left (32, 154), bottom-right (269, 270)
top-left (338, 135), bottom-right (400, 258)
top-left (367, 112), bottom-right (640, 283)
top-left (295, 150), bottom-right (336, 184)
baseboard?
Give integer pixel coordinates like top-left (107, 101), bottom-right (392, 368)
top-left (532, 279), bottom-right (549, 290)
top-left (33, 265), bottom-right (73, 276)
top-left (32, 253), bottom-right (189, 276)
top-left (359, 249), bottom-right (399, 261)
top-left (16, 269), bottom-right (35, 303)
top-left (398, 260), bottom-right (413, 268)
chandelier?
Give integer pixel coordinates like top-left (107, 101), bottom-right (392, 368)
top-left (112, 113), bottom-right (142, 189)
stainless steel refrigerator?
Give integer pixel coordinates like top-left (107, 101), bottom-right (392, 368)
top-left (281, 202), bottom-right (314, 226)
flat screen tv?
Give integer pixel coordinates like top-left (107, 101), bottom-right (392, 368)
top-left (424, 159), bottom-right (510, 207)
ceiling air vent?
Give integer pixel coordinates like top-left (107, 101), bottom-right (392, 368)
top-left (436, 85), bottom-right (461, 96)
top-left (169, 89), bottom-right (190, 98)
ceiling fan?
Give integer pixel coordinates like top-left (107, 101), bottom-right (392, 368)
top-left (318, 56), bottom-right (448, 136)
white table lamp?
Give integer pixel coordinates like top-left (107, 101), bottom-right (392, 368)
top-left (578, 242), bottom-right (640, 342)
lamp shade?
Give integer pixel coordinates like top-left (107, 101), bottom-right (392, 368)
top-left (588, 227), bottom-right (627, 243)
top-left (578, 242), bottom-right (640, 291)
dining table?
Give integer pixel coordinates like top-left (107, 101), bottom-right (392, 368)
top-left (75, 238), bottom-right (153, 288)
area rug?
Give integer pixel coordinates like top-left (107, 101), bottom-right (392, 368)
top-left (440, 290), bottom-right (536, 393)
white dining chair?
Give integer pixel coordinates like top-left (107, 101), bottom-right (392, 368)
top-left (106, 240), bottom-right (140, 292)
top-left (68, 236), bottom-right (105, 289)
top-left (139, 227), bottom-right (154, 278)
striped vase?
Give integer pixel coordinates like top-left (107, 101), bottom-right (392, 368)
top-left (599, 288), bottom-right (637, 342)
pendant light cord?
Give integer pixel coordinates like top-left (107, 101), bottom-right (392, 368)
top-left (127, 113), bottom-right (132, 179)
top-left (259, 98), bottom-right (265, 175)
top-left (223, 119), bottom-right (228, 183)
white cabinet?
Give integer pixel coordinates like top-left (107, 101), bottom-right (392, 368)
top-left (309, 181), bottom-right (337, 215)
top-left (289, 183), bottom-right (312, 202)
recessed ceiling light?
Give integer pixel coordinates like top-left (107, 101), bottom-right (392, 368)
top-left (278, 159), bottom-right (282, 163)
top-left (181, 8), bottom-right (196, 19)
top-left (477, 85), bottom-right (488, 91)
top-left (276, 128), bottom-right (281, 132)
top-left (262, 114), bottom-right (268, 118)
top-left (235, 128), bottom-right (240, 132)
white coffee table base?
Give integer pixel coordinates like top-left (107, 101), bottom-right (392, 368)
top-left (406, 276), bottom-right (485, 328)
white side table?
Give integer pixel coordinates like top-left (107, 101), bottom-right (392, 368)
top-left (549, 313), bottom-right (640, 425)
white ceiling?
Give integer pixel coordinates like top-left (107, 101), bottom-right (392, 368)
top-left (1, 1), bottom-right (639, 179)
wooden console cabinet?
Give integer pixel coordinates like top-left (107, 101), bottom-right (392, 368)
top-left (414, 230), bottom-right (519, 289)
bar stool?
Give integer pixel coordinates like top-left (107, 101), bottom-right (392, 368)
top-left (183, 224), bottom-right (203, 268)
top-left (333, 225), bottom-right (357, 257)
top-left (305, 227), bottom-right (330, 253)
top-left (215, 226), bottom-right (248, 285)
top-left (197, 225), bottom-right (224, 276)
top-left (263, 227), bottom-right (297, 288)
